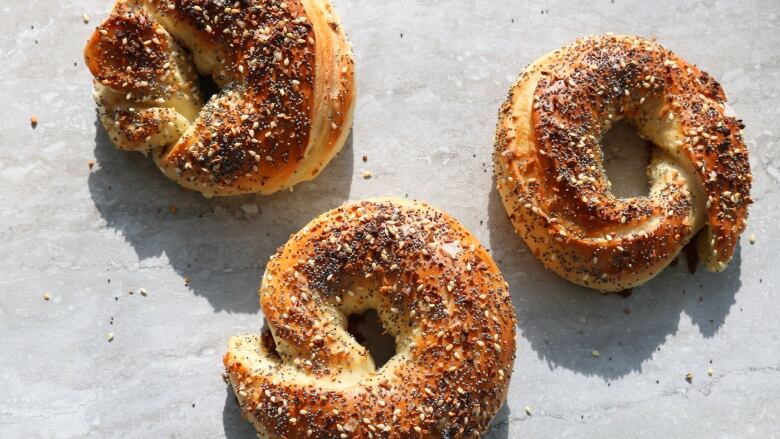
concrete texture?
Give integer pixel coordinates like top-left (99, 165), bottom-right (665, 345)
top-left (1, 0), bottom-right (779, 437)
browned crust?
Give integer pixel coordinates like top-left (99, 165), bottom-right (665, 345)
top-left (225, 198), bottom-right (516, 438)
top-left (85, 4), bottom-right (176, 98)
top-left (84, 0), bottom-right (355, 196)
top-left (495, 35), bottom-right (751, 291)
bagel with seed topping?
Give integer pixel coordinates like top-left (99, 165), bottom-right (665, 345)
top-left (224, 198), bottom-right (516, 438)
top-left (85, 0), bottom-right (355, 196)
top-left (494, 34), bottom-right (752, 292)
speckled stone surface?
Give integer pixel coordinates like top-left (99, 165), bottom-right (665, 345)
top-left (1, 1), bottom-right (778, 437)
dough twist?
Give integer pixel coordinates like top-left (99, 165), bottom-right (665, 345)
top-left (495, 35), bottom-right (751, 291)
top-left (225, 198), bottom-right (516, 438)
top-left (85, 0), bottom-right (355, 196)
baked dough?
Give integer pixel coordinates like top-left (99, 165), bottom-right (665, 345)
top-left (495, 35), bottom-right (752, 291)
top-left (225, 198), bottom-right (516, 438)
top-left (85, 0), bottom-right (355, 196)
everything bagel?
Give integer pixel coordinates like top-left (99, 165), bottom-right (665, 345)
top-left (224, 198), bottom-right (516, 438)
top-left (85, 0), bottom-right (355, 196)
top-left (495, 35), bottom-right (752, 292)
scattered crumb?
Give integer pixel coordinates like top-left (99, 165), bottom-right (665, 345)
top-left (362, 155), bottom-right (368, 162)
top-left (107, 332), bottom-right (115, 342)
top-left (82, 13), bottom-right (90, 24)
top-left (361, 170), bottom-right (373, 179)
top-left (43, 293), bottom-right (52, 301)
top-left (241, 203), bottom-right (259, 216)
top-left (591, 349), bottom-right (600, 358)
top-left (707, 368), bottom-right (714, 376)
top-left (88, 160), bottom-right (94, 170)
top-left (749, 233), bottom-right (756, 245)
top-left (184, 277), bottom-right (192, 287)
top-left (524, 406), bottom-right (532, 416)
top-left (685, 372), bottom-right (693, 382)
top-left (128, 290), bottom-right (134, 295)
top-left (30, 115), bottom-right (38, 128)
top-left (138, 288), bottom-right (147, 297)
top-left (170, 205), bottom-right (178, 214)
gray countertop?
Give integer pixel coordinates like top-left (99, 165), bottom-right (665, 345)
top-left (1, 0), bottom-right (778, 437)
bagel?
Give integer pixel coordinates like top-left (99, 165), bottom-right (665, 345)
top-left (84, 0), bottom-right (355, 196)
top-left (224, 198), bottom-right (516, 438)
top-left (494, 35), bottom-right (752, 292)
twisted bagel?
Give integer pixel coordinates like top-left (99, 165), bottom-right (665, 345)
top-left (224, 198), bottom-right (516, 438)
top-left (495, 35), bottom-right (752, 292)
top-left (85, 0), bottom-right (355, 196)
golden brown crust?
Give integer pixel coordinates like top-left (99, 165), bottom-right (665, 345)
top-left (225, 198), bottom-right (516, 438)
top-left (85, 5), bottom-right (176, 97)
top-left (84, 0), bottom-right (355, 196)
top-left (495, 35), bottom-right (751, 291)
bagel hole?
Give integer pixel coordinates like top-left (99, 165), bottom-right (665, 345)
top-left (602, 120), bottom-right (652, 198)
top-left (346, 309), bottom-right (396, 369)
top-left (260, 324), bottom-right (282, 360)
top-left (197, 73), bottom-right (220, 103)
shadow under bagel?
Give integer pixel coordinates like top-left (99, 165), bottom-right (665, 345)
top-left (488, 121), bottom-right (743, 381)
top-left (87, 116), bottom-right (355, 314)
